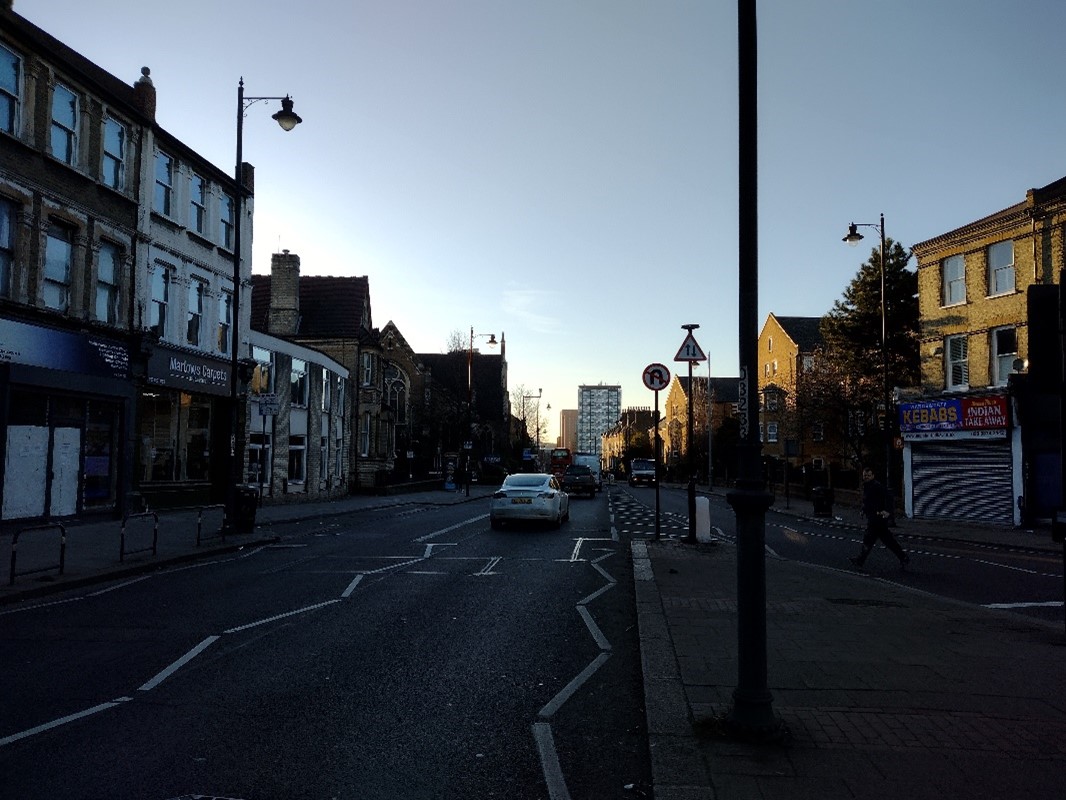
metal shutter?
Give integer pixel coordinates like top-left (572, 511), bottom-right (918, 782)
top-left (912, 441), bottom-right (1014, 523)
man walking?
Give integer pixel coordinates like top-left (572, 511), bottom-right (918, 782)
top-left (851, 467), bottom-right (910, 568)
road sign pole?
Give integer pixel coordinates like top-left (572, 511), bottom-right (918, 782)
top-left (642, 363), bottom-right (671, 543)
top-left (654, 387), bottom-right (662, 541)
top-left (673, 326), bottom-right (707, 546)
top-left (686, 357), bottom-right (696, 542)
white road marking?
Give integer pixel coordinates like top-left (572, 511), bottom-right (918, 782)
top-left (0, 698), bottom-right (132, 748)
top-left (341, 574), bottom-right (364, 598)
top-left (578, 583), bottom-right (614, 606)
top-left (577, 606), bottom-right (611, 651)
top-left (474, 557), bottom-right (501, 576)
top-left (532, 722), bottom-right (572, 800)
top-left (985, 601), bottom-right (1064, 609)
top-left (223, 599), bottom-right (342, 634)
top-left (413, 515), bottom-right (487, 542)
top-left (139, 636), bottom-right (219, 691)
top-left (88, 576), bottom-right (152, 595)
top-left (537, 652), bottom-right (611, 719)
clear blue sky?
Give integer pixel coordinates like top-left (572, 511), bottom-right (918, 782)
top-left (20, 1), bottom-right (1066, 443)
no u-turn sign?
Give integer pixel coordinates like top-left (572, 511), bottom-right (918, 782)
top-left (643, 363), bottom-right (671, 391)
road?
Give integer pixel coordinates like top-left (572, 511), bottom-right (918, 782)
top-left (619, 484), bottom-right (1066, 625)
top-left (0, 490), bottom-right (651, 800)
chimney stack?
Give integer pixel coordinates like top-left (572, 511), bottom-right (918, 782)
top-left (269, 250), bottom-right (301, 335)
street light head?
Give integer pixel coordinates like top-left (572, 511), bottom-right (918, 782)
top-left (272, 96), bottom-right (302, 131)
top-left (842, 223), bottom-right (863, 246)
top-left (486, 334), bottom-right (498, 347)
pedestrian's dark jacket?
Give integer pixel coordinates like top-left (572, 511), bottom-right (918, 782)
top-left (861, 478), bottom-right (888, 520)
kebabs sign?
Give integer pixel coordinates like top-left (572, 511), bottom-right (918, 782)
top-left (898, 395), bottom-right (1008, 440)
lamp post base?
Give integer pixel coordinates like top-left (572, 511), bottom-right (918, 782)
top-left (726, 687), bottom-right (789, 743)
top-left (725, 480), bottom-right (784, 743)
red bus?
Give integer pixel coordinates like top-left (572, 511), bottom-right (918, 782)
top-left (549, 448), bottom-right (572, 478)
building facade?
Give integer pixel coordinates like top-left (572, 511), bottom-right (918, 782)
top-left (908, 175), bottom-right (1066, 525)
top-left (0, 8), bottom-right (259, 519)
top-left (601, 406), bottom-right (655, 475)
top-left (756, 314), bottom-right (833, 485)
top-left (246, 330), bottom-right (349, 504)
top-left (557, 408), bottom-right (577, 452)
top-left (576, 384), bottom-right (621, 455)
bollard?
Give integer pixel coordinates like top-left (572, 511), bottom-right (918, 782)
top-left (695, 496), bottom-right (712, 543)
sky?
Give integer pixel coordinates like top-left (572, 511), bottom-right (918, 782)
top-left (18, 0), bottom-right (1066, 444)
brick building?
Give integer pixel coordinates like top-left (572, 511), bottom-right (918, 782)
top-left (756, 314), bottom-right (831, 485)
top-left (0, 5), bottom-right (262, 518)
top-left (908, 175), bottom-right (1066, 524)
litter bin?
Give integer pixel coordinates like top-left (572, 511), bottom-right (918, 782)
top-left (233, 484), bottom-right (259, 533)
top-left (811, 486), bottom-right (833, 517)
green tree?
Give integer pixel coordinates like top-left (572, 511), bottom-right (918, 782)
top-left (815, 238), bottom-right (919, 477)
top-left (820, 238), bottom-right (919, 395)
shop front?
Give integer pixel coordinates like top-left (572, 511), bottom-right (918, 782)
top-left (900, 394), bottom-right (1019, 525)
top-left (138, 344), bottom-right (232, 509)
top-left (0, 317), bottom-right (133, 522)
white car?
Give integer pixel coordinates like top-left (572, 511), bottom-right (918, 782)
top-left (489, 473), bottom-right (570, 529)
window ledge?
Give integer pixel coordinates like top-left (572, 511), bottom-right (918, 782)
top-left (186, 229), bottom-right (217, 249)
top-left (940, 300), bottom-right (967, 309)
top-left (985, 289), bottom-right (1020, 300)
top-left (150, 210), bottom-right (183, 230)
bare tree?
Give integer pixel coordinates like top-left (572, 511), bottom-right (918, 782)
top-left (794, 348), bottom-right (876, 472)
top-left (445, 329), bottom-right (465, 353)
top-left (510, 385), bottom-right (546, 449)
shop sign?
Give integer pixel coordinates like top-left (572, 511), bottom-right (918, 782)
top-left (0, 317), bottom-right (129, 379)
top-left (147, 345), bottom-right (230, 396)
top-left (898, 395), bottom-right (1008, 441)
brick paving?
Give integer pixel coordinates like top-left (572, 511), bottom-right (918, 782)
top-left (635, 506), bottom-right (1066, 800)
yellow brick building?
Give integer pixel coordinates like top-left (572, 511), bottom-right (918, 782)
top-left (756, 314), bottom-right (831, 483)
top-left (907, 174), bottom-right (1066, 524)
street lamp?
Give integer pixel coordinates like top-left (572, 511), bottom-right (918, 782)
top-left (725, 0), bottom-right (782, 740)
top-left (226, 79), bottom-right (301, 531)
top-left (466, 326), bottom-right (497, 495)
top-left (843, 212), bottom-right (894, 519)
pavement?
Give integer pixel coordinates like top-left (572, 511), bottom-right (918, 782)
top-left (3, 484), bottom-right (1066, 799)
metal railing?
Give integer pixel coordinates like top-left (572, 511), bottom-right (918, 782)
top-left (9, 522), bottom-right (67, 586)
top-left (120, 511), bottom-right (158, 563)
top-left (195, 504), bottom-right (227, 546)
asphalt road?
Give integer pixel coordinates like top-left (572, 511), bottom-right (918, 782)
top-left (0, 491), bottom-right (651, 799)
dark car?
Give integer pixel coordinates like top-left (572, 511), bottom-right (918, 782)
top-left (561, 464), bottom-right (597, 498)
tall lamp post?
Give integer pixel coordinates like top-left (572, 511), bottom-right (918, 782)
top-left (227, 79), bottom-right (301, 531)
top-left (842, 213), bottom-right (894, 519)
top-left (466, 326), bottom-right (497, 495)
top-left (726, 0), bottom-right (783, 740)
